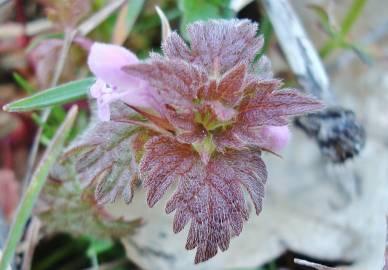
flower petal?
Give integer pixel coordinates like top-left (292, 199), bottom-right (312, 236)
top-left (88, 42), bottom-right (139, 88)
top-left (90, 79), bottom-right (106, 98)
top-left (257, 125), bottom-right (290, 152)
top-left (96, 99), bottom-right (111, 121)
top-left (119, 82), bottom-right (156, 109)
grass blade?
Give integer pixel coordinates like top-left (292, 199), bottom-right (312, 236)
top-left (3, 78), bottom-right (94, 112)
top-left (12, 73), bottom-right (35, 94)
top-left (0, 106), bottom-right (78, 270)
top-left (155, 6), bottom-right (172, 43)
top-left (340, 0), bottom-right (366, 36)
top-left (319, 0), bottom-right (367, 59)
top-left (112, 0), bottom-right (145, 45)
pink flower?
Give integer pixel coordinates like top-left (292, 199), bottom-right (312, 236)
top-left (87, 43), bottom-right (156, 121)
top-left (257, 125), bottom-right (290, 152)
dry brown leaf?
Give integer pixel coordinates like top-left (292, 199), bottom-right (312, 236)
top-left (0, 169), bottom-right (20, 221)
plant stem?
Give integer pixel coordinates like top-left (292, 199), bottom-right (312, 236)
top-left (77, 0), bottom-right (126, 36)
top-left (0, 106), bottom-right (78, 270)
top-left (319, 0), bottom-right (366, 59)
top-left (319, 39), bottom-right (337, 59)
top-left (21, 29), bottom-right (76, 193)
top-left (340, 0), bottom-right (366, 36)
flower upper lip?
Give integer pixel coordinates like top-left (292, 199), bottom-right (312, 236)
top-left (87, 42), bottom-right (159, 121)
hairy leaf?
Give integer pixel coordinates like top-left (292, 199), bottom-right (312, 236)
top-left (64, 103), bottom-right (139, 204)
top-left (238, 89), bottom-right (324, 127)
top-left (124, 57), bottom-right (207, 109)
top-left (163, 19), bottom-right (263, 75)
top-left (216, 63), bottom-right (246, 105)
top-left (140, 136), bottom-right (267, 263)
top-left (39, 161), bottom-right (142, 238)
top-left (212, 87), bottom-right (323, 151)
top-left (179, 0), bottom-right (233, 38)
top-left (250, 55), bottom-right (274, 79)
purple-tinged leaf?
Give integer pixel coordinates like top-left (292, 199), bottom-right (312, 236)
top-left (162, 32), bottom-right (192, 61)
top-left (163, 107), bottom-right (197, 132)
top-left (213, 128), bottom-right (246, 151)
top-left (162, 19), bottom-right (263, 75)
top-left (239, 89), bottom-right (324, 127)
top-left (140, 136), bottom-right (267, 263)
top-left (123, 57), bottom-right (207, 108)
top-left (250, 55), bottom-right (274, 79)
top-left (140, 136), bottom-right (198, 207)
top-left (216, 125), bottom-right (289, 154)
top-left (64, 103), bottom-right (140, 204)
top-left (216, 63), bottom-right (246, 105)
top-left (186, 19), bottom-right (263, 74)
top-left (244, 78), bottom-right (282, 96)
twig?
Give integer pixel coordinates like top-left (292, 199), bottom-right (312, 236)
top-left (22, 29), bottom-right (76, 193)
top-left (21, 218), bottom-right (41, 270)
top-left (0, 0), bottom-right (13, 24)
top-left (0, 210), bottom-right (7, 250)
top-left (0, 20), bottom-right (53, 39)
top-left (77, 0), bottom-right (126, 36)
top-left (261, 0), bottom-right (334, 103)
top-left (294, 258), bottom-right (341, 270)
top-left (51, 30), bottom-right (77, 88)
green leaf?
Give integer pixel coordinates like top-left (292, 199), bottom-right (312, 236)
top-left (3, 77), bottom-right (95, 112)
top-left (342, 42), bottom-right (373, 65)
top-left (0, 106), bottom-right (78, 270)
top-left (12, 73), bottom-right (36, 94)
top-left (87, 239), bottom-right (113, 256)
top-left (318, 0), bottom-right (367, 59)
top-left (340, 0), bottom-right (366, 36)
top-left (179, 0), bottom-right (233, 38)
top-left (256, 15), bottom-right (272, 60)
top-left (308, 4), bottom-right (336, 37)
